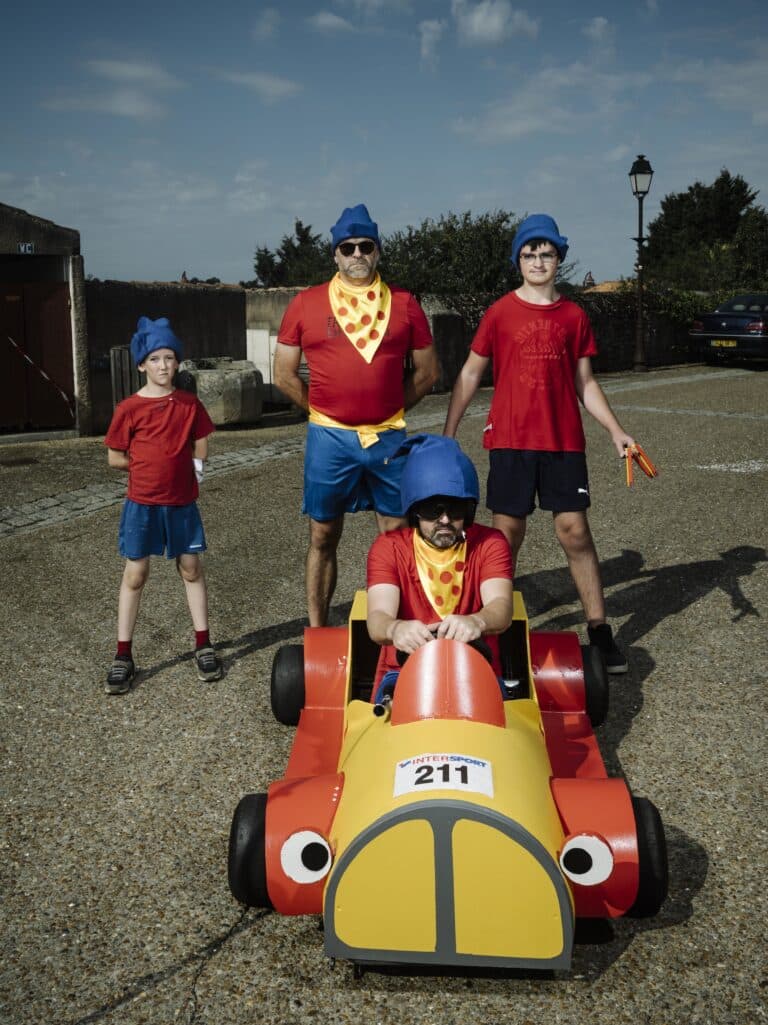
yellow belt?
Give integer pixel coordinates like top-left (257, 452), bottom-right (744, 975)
top-left (308, 406), bottom-right (406, 449)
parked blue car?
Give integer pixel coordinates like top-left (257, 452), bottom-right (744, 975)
top-left (690, 294), bottom-right (768, 361)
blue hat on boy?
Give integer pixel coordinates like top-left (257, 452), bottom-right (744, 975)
top-left (330, 204), bottom-right (381, 250)
top-left (130, 316), bottom-right (184, 366)
top-left (511, 213), bottom-right (569, 265)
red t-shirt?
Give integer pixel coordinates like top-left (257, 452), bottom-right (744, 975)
top-left (277, 283), bottom-right (434, 425)
top-left (367, 524), bottom-right (513, 675)
top-left (471, 292), bottom-right (598, 452)
top-left (105, 389), bottom-right (215, 505)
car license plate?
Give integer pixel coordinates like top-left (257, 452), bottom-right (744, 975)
top-left (394, 752), bottom-right (494, 797)
top-left (711, 339), bottom-right (737, 348)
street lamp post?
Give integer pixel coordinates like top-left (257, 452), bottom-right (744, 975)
top-left (628, 154), bottom-right (654, 371)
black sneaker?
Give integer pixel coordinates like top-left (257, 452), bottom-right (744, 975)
top-left (195, 645), bottom-right (222, 682)
top-left (587, 624), bottom-right (628, 675)
top-left (105, 656), bottom-right (135, 695)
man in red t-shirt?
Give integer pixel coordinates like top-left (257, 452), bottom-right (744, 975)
top-left (444, 214), bottom-right (638, 674)
top-left (104, 316), bottom-right (221, 694)
top-left (367, 434), bottom-right (513, 691)
top-left (274, 204), bottom-right (439, 626)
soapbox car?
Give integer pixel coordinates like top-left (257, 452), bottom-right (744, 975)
top-left (228, 591), bottom-right (667, 971)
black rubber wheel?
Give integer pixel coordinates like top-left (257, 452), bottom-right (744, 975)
top-left (628, 796), bottom-right (669, 918)
top-left (271, 644), bottom-right (305, 726)
top-left (580, 643), bottom-right (609, 728)
top-left (228, 792), bottom-right (273, 908)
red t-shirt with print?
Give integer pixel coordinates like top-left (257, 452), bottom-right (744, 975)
top-left (105, 389), bottom-right (215, 505)
top-left (367, 523), bottom-right (513, 675)
top-left (471, 291), bottom-right (598, 452)
top-left (278, 283), bottom-right (433, 425)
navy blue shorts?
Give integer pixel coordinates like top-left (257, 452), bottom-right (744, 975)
top-left (302, 424), bottom-right (407, 521)
top-left (118, 500), bottom-right (207, 560)
top-left (487, 450), bottom-right (591, 516)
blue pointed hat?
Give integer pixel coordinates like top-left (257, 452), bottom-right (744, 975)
top-left (130, 316), bottom-right (184, 366)
top-left (330, 204), bottom-right (381, 249)
top-left (511, 213), bottom-right (569, 265)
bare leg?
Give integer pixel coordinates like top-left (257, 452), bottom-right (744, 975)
top-left (553, 510), bottom-right (606, 625)
top-left (491, 512), bottom-right (528, 569)
top-left (117, 558), bottom-right (150, 641)
top-left (177, 553), bottom-right (210, 631)
top-left (307, 516), bottom-right (344, 627)
top-left (375, 513), bottom-right (407, 534)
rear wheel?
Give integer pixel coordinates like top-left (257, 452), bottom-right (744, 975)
top-left (228, 792), bottom-right (273, 908)
top-left (271, 644), bottom-right (305, 726)
top-left (628, 796), bottom-right (668, 917)
top-left (580, 644), bottom-right (609, 727)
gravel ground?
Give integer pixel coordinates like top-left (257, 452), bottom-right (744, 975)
top-left (1, 367), bottom-right (766, 1025)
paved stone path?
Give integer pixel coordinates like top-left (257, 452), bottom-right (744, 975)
top-left (1, 368), bottom-right (759, 540)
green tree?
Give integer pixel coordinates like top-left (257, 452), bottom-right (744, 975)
top-left (252, 220), bottom-right (332, 287)
top-left (644, 169), bottom-right (768, 290)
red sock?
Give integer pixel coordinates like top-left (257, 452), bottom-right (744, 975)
top-left (195, 630), bottom-right (210, 649)
top-left (117, 640), bottom-right (132, 658)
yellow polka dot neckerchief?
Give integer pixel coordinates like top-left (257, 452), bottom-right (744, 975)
top-left (412, 530), bottom-right (467, 619)
top-left (328, 272), bottom-right (392, 364)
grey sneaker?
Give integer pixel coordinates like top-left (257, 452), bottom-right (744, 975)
top-left (105, 656), bottom-right (135, 695)
top-left (587, 624), bottom-right (628, 675)
top-left (195, 645), bottom-right (222, 682)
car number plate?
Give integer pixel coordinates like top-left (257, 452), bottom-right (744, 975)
top-left (711, 339), bottom-right (737, 348)
top-left (394, 753), bottom-right (494, 797)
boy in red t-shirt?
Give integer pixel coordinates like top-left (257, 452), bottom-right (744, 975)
top-left (103, 316), bottom-right (221, 694)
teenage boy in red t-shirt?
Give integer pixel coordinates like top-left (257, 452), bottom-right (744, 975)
top-left (444, 214), bottom-right (638, 674)
top-left (103, 316), bottom-right (221, 694)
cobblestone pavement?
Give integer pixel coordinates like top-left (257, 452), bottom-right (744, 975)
top-left (2, 367), bottom-right (767, 1025)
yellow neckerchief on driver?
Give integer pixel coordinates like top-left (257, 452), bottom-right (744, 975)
top-left (328, 271), bottom-right (391, 364)
top-left (412, 529), bottom-right (467, 619)
top-left (308, 406), bottom-right (406, 449)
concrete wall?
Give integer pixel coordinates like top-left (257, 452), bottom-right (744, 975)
top-left (86, 279), bottom-right (246, 433)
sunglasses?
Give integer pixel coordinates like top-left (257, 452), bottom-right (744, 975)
top-left (415, 498), bottom-right (467, 521)
top-left (337, 239), bottom-right (377, 256)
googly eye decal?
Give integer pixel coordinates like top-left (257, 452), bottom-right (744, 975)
top-left (280, 831), bottom-right (333, 884)
top-left (559, 834), bottom-right (613, 886)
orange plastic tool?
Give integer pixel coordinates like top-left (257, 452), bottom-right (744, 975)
top-left (624, 443), bottom-right (658, 487)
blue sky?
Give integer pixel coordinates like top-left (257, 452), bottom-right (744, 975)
top-left (2, 0), bottom-right (766, 286)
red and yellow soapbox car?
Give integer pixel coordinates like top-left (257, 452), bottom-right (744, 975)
top-left (228, 592), bottom-right (667, 971)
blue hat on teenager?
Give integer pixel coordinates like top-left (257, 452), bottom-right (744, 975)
top-left (511, 213), bottom-right (569, 265)
top-left (130, 316), bottom-right (184, 366)
top-left (330, 204), bottom-right (381, 250)
top-left (398, 433), bottom-right (479, 518)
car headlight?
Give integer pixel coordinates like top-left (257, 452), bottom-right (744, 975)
top-left (280, 831), bottom-right (333, 884)
top-left (559, 834), bottom-right (614, 886)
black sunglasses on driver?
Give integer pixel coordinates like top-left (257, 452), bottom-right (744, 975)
top-left (337, 239), bottom-right (377, 256)
top-left (414, 498), bottom-right (468, 522)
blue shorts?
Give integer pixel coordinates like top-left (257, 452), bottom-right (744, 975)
top-left (487, 450), bottom-right (591, 516)
top-left (118, 500), bottom-right (207, 560)
top-left (302, 424), bottom-right (407, 522)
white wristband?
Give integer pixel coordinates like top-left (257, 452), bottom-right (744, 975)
top-left (193, 457), bottom-right (204, 483)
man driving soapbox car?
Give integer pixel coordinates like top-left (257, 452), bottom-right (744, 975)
top-left (228, 588), bottom-right (668, 973)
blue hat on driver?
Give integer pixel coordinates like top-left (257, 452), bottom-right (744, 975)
top-left (130, 316), bottom-right (184, 366)
top-left (330, 204), bottom-right (381, 250)
top-left (511, 213), bottom-right (569, 265)
top-left (398, 433), bottom-right (479, 515)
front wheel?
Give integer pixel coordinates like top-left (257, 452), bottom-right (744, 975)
top-left (228, 793), bottom-right (273, 908)
top-left (628, 796), bottom-right (668, 917)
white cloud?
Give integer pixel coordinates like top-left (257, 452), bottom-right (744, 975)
top-left (419, 19), bottom-right (446, 68)
top-left (218, 71), bottom-right (302, 103)
top-left (85, 60), bottom-right (182, 90)
top-left (670, 56), bottom-right (768, 126)
top-left (605, 144), bottom-right (632, 163)
top-left (583, 17), bottom-right (611, 44)
top-left (43, 59), bottom-right (182, 120)
top-left (307, 11), bottom-right (355, 32)
top-left (451, 0), bottom-right (539, 46)
top-left (252, 8), bottom-right (281, 40)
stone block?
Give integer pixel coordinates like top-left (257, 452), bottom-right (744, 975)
top-left (178, 358), bottom-right (263, 425)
